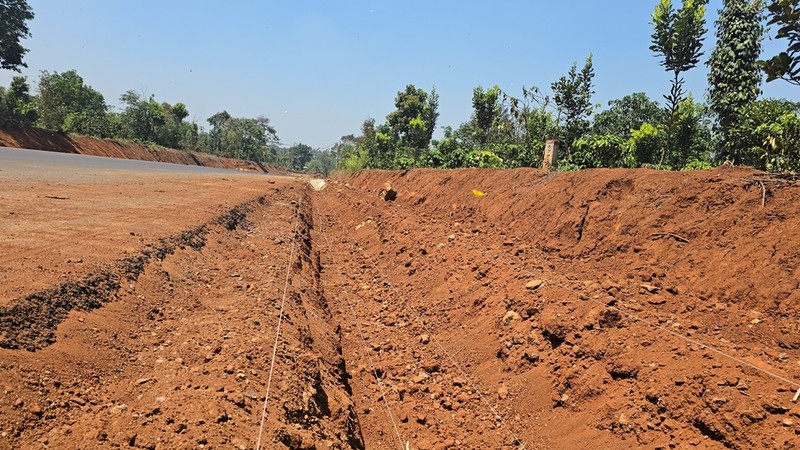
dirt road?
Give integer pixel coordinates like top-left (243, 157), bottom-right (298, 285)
top-left (1, 153), bottom-right (799, 449)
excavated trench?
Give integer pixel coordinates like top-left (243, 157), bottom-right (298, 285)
top-left (1, 166), bottom-right (800, 450)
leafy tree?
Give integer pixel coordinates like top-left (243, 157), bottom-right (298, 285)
top-left (724, 98), bottom-right (800, 168)
top-left (670, 95), bottom-right (715, 167)
top-left (572, 134), bottom-right (634, 168)
top-left (551, 55), bottom-right (595, 155)
top-left (761, 0), bottom-right (800, 85)
top-left (592, 92), bottom-right (665, 138)
top-left (36, 70), bottom-right (111, 136)
top-left (465, 149), bottom-right (503, 168)
top-left (0, 0), bottom-right (34, 71)
top-left (287, 143), bottom-right (313, 171)
top-left (629, 122), bottom-right (665, 165)
top-left (306, 149), bottom-right (337, 176)
top-left (650, 0), bottom-right (709, 165)
top-left (0, 76), bottom-right (36, 126)
top-left (470, 85), bottom-right (504, 147)
top-left (386, 84), bottom-right (438, 160)
top-left (203, 110), bottom-right (278, 162)
top-left (756, 110), bottom-right (800, 171)
top-left (707, 0), bottom-right (764, 154)
top-left (118, 91), bottom-right (166, 143)
top-left (431, 126), bottom-right (470, 168)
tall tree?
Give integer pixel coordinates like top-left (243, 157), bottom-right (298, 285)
top-left (650, 0), bottom-right (709, 165)
top-left (760, 0), bottom-right (800, 85)
top-left (707, 0), bottom-right (765, 157)
top-left (0, 76), bottom-right (36, 126)
top-left (592, 92), bottom-right (664, 138)
top-left (118, 91), bottom-right (166, 143)
top-left (36, 70), bottom-right (110, 136)
top-left (551, 54), bottom-right (595, 155)
top-left (386, 84), bottom-right (438, 159)
top-left (0, 0), bottom-right (34, 71)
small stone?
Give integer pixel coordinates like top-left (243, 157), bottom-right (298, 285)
top-left (647, 297), bottom-right (667, 305)
top-left (135, 378), bottom-right (151, 385)
top-left (640, 284), bottom-right (660, 293)
top-left (416, 413), bottom-right (428, 425)
top-left (498, 385), bottom-right (509, 400)
top-left (618, 413), bottom-right (630, 426)
top-left (110, 404), bottom-right (128, 414)
top-left (502, 310), bottom-right (521, 325)
top-left (525, 279), bottom-right (544, 290)
top-left (782, 418), bottom-right (794, 427)
top-left (419, 334), bottom-right (430, 345)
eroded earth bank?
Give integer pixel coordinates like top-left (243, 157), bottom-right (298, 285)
top-left (1, 162), bottom-right (799, 449)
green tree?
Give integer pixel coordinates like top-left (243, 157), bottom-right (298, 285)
top-left (572, 134), bottom-right (634, 168)
top-left (118, 91), bottom-right (166, 143)
top-left (36, 70), bottom-right (111, 136)
top-left (629, 122), bottom-right (665, 166)
top-left (205, 111), bottom-right (278, 162)
top-left (592, 92), bottom-right (665, 138)
top-left (551, 54), bottom-right (595, 156)
top-left (707, 0), bottom-right (765, 156)
top-left (0, 76), bottom-right (36, 126)
top-left (671, 95), bottom-right (715, 168)
top-left (288, 143), bottom-right (313, 171)
top-left (386, 84), bottom-right (439, 160)
top-left (724, 98), bottom-right (800, 168)
top-left (760, 0), bottom-right (800, 85)
top-left (650, 0), bottom-right (709, 165)
top-left (0, 0), bottom-right (34, 71)
top-left (306, 149), bottom-right (337, 176)
top-left (470, 85), bottom-right (504, 147)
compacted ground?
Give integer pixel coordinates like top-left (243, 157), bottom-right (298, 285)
top-left (1, 150), bottom-right (799, 449)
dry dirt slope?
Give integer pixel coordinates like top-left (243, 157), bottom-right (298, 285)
top-left (0, 166), bottom-right (799, 449)
top-left (319, 167), bottom-right (800, 449)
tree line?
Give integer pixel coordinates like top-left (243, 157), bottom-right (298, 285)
top-left (335, 0), bottom-right (799, 173)
top-left (1, 0), bottom-right (799, 174)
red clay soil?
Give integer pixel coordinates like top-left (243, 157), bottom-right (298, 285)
top-left (1, 165), bottom-right (799, 449)
top-left (0, 128), bottom-right (268, 173)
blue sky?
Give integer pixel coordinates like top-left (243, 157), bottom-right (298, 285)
top-left (1, 0), bottom-right (796, 148)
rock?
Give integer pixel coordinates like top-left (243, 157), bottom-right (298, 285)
top-left (452, 377), bottom-right (467, 387)
top-left (640, 284), bottom-right (660, 293)
top-left (416, 413), bottom-right (428, 425)
top-left (110, 404), bottom-right (128, 414)
top-left (379, 182), bottom-right (397, 201)
top-left (618, 413), bottom-right (630, 427)
top-left (419, 334), bottom-right (430, 345)
top-left (782, 418), bottom-right (794, 427)
top-left (502, 310), bottom-right (521, 325)
top-left (498, 385), bottom-right (509, 400)
top-left (135, 378), bottom-right (151, 385)
top-left (412, 372), bottom-right (430, 384)
top-left (647, 297), bottom-right (667, 305)
top-left (525, 279), bottom-right (544, 290)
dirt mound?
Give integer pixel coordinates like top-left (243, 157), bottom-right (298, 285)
top-left (316, 167), bottom-right (800, 448)
top-left (0, 127), bottom-right (268, 172)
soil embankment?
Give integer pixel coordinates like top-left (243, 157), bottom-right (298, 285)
top-left (316, 167), bottom-right (800, 449)
top-left (0, 128), bottom-right (267, 172)
top-left (1, 165), bottom-right (799, 449)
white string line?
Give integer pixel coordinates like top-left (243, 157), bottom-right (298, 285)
top-left (547, 279), bottom-right (800, 390)
top-left (256, 198), bottom-right (301, 450)
top-left (313, 196), bottom-right (406, 450)
top-left (320, 186), bottom-right (528, 449)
